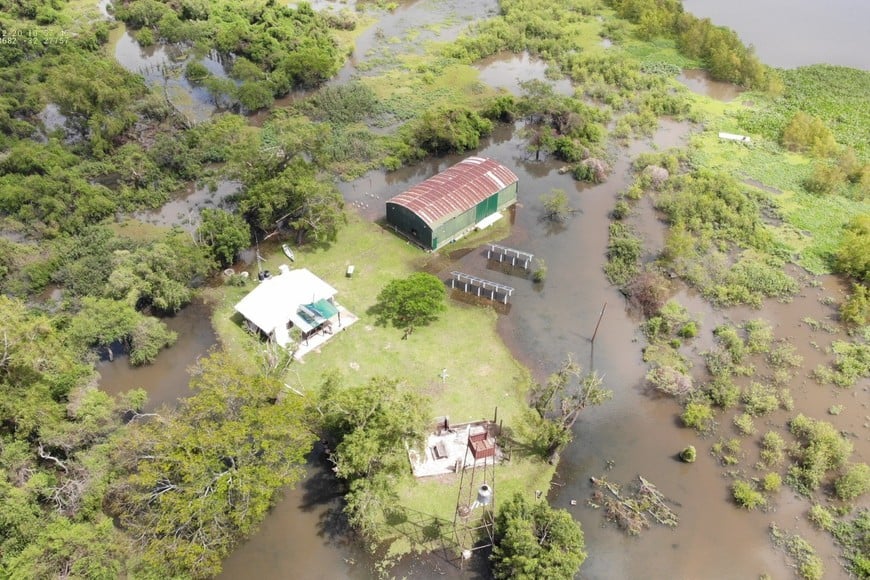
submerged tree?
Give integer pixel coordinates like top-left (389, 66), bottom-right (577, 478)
top-left (541, 188), bottom-right (573, 222)
top-left (108, 352), bottom-right (315, 578)
top-left (491, 492), bottom-right (586, 580)
top-left (316, 374), bottom-right (429, 537)
top-left (523, 355), bottom-right (612, 461)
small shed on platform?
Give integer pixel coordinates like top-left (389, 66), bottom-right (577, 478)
top-left (386, 156), bottom-right (518, 250)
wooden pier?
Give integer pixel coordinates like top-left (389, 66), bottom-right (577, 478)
top-left (450, 271), bottom-right (514, 304)
top-left (487, 244), bottom-right (533, 270)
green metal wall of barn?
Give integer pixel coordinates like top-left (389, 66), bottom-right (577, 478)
top-left (387, 181), bottom-right (518, 251)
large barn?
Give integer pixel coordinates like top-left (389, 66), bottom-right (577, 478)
top-left (386, 156), bottom-right (519, 250)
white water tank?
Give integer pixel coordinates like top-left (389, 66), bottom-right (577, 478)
top-left (476, 484), bottom-right (493, 506)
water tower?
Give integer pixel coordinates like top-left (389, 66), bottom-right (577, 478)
top-left (452, 420), bottom-right (498, 565)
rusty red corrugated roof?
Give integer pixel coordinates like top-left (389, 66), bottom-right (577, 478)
top-left (387, 156), bottom-right (518, 226)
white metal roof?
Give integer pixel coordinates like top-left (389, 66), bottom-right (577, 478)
top-left (234, 268), bottom-right (337, 336)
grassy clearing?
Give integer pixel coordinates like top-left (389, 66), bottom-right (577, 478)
top-left (210, 214), bottom-right (545, 554)
top-left (687, 129), bottom-right (870, 274)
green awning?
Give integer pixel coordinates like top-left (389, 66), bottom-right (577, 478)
top-left (307, 298), bottom-right (338, 319)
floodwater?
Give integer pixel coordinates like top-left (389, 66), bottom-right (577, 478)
top-left (109, 24), bottom-right (229, 124)
top-left (677, 69), bottom-right (743, 101)
top-left (93, 0), bottom-right (870, 577)
top-left (681, 0), bottom-right (870, 70)
top-left (96, 299), bottom-right (217, 411)
top-left (133, 179), bottom-right (241, 231)
top-left (475, 52), bottom-right (574, 96)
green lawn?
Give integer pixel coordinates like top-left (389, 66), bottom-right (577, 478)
top-left (209, 214), bottom-right (549, 555)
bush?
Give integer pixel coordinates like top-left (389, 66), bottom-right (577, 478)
top-left (835, 215), bottom-right (870, 284)
top-left (680, 445), bottom-right (696, 463)
top-left (744, 319), bottom-right (774, 353)
top-left (733, 413), bottom-right (755, 435)
top-left (789, 414), bottom-right (854, 491)
top-left (742, 382), bottom-right (779, 416)
top-left (760, 431), bottom-right (786, 467)
top-left (706, 376), bottom-right (741, 409)
top-left (681, 401), bottom-right (714, 432)
top-left (732, 480), bottom-right (765, 509)
top-left (624, 269), bottom-right (670, 317)
top-left (781, 112), bottom-right (838, 157)
top-left (677, 321), bottom-right (698, 339)
top-left (646, 365), bottom-right (693, 397)
top-left (835, 463), bottom-right (870, 501)
top-left (762, 472), bottom-right (782, 493)
top-left (840, 283), bottom-right (869, 326)
top-left (612, 200), bottom-right (630, 220)
top-left (604, 224), bottom-right (642, 286)
top-left (807, 504), bottom-right (835, 531)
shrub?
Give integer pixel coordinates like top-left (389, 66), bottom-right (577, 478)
top-left (768, 343), bottom-right (803, 368)
top-left (807, 505), bottom-right (834, 531)
top-left (612, 200), bottom-right (630, 220)
top-left (732, 480), bottom-right (765, 509)
top-left (769, 524), bottom-right (824, 580)
top-left (835, 215), bottom-right (870, 284)
top-left (840, 283), bottom-right (869, 326)
top-left (743, 319), bottom-right (774, 353)
top-left (681, 401), bottom-right (714, 432)
top-left (646, 365), bottom-right (693, 397)
top-left (733, 413), bottom-right (755, 435)
top-left (742, 382), bottom-right (779, 416)
top-left (677, 321), bottom-right (698, 339)
top-left (781, 112), bottom-right (838, 157)
top-left (680, 445), bottom-right (696, 463)
top-left (789, 414), bottom-right (854, 491)
top-left (706, 376), bottom-right (741, 409)
top-left (760, 431), bottom-right (786, 467)
top-left (835, 463), bottom-right (870, 501)
top-left (762, 472), bottom-right (782, 493)
top-left (604, 223), bottom-right (642, 286)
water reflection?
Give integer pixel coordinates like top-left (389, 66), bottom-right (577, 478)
top-left (475, 52), bottom-right (573, 96)
top-left (677, 69), bottom-right (742, 101)
top-left (96, 299), bottom-right (217, 411)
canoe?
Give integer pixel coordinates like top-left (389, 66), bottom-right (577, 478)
top-left (282, 243), bottom-right (295, 261)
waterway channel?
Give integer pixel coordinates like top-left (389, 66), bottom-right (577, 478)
top-left (94, 0), bottom-right (868, 577)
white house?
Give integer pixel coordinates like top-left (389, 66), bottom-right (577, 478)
top-left (234, 268), bottom-right (341, 348)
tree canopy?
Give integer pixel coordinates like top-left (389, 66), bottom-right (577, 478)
top-left (491, 492), bottom-right (586, 580)
top-left (108, 352), bottom-right (315, 578)
top-left (317, 373), bottom-right (429, 536)
top-left (372, 272), bottom-right (447, 331)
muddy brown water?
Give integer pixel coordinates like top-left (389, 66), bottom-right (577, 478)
top-left (681, 0), bottom-right (870, 70)
top-left (96, 299), bottom-right (217, 411)
top-left (94, 0), bottom-right (869, 577)
top-left (677, 69), bottom-right (743, 102)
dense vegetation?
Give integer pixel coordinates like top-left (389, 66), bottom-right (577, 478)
top-left (491, 492), bottom-right (586, 579)
top-left (2, 0), bottom-right (867, 576)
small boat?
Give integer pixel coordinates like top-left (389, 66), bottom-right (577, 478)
top-left (282, 243), bottom-right (295, 262)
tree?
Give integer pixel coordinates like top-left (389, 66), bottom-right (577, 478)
top-left (411, 106), bottom-right (493, 154)
top-left (835, 215), bottom-right (870, 284)
top-left (108, 351), bottom-right (314, 578)
top-left (491, 492), bottom-right (586, 580)
top-left (541, 189), bottom-right (573, 222)
top-left (781, 112), bottom-right (838, 157)
top-left (196, 208), bottom-right (251, 267)
top-left (372, 272), bottom-right (447, 332)
top-left (525, 355), bottom-right (612, 460)
top-left (317, 374), bottom-right (429, 536)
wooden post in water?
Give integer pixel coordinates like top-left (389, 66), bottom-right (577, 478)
top-left (591, 302), bottom-right (607, 345)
